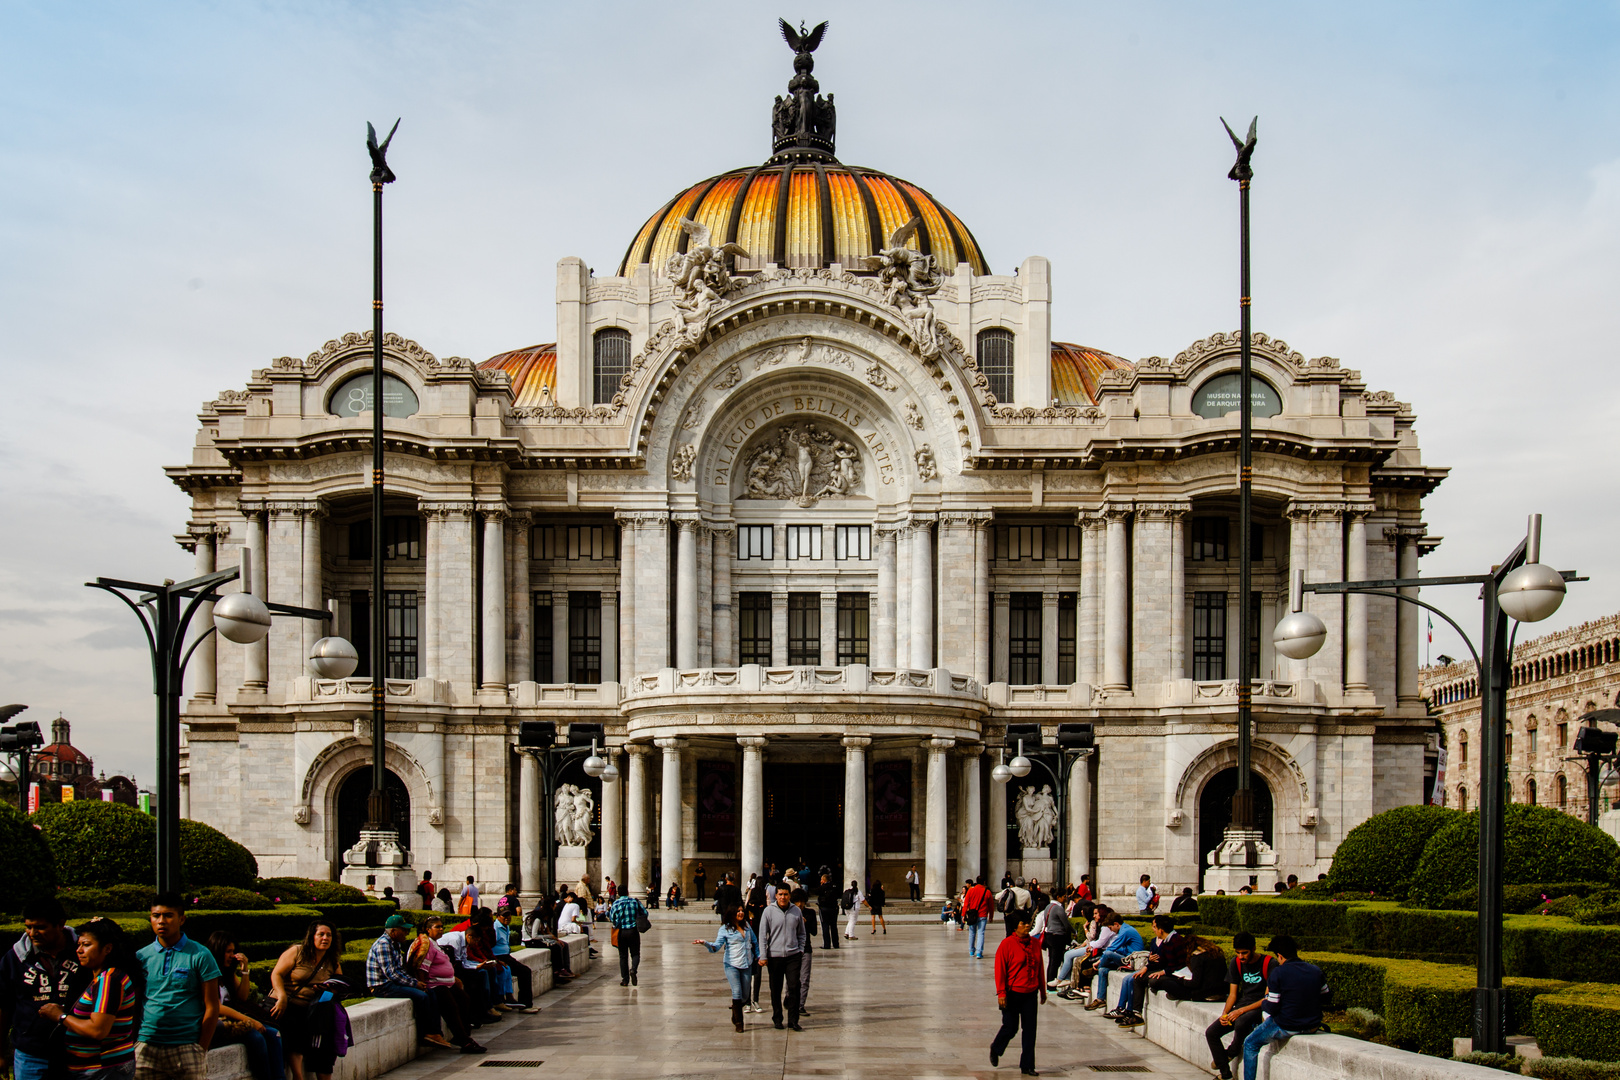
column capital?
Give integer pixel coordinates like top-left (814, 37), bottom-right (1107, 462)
top-left (1134, 500), bottom-right (1190, 521)
top-left (938, 509), bottom-right (993, 530)
top-left (1383, 523), bottom-right (1429, 542)
top-left (1345, 503), bottom-right (1376, 523)
top-left (423, 500), bottom-right (477, 519)
top-left (236, 498), bottom-right (266, 519)
top-left (616, 510), bottom-right (670, 532)
top-left (841, 735), bottom-right (871, 750)
top-left (671, 512), bottom-right (702, 531)
top-left (1099, 503), bottom-right (1134, 525)
top-left (266, 499), bottom-right (320, 518)
top-left (927, 737), bottom-right (956, 752)
top-left (737, 736), bottom-right (769, 751)
top-left (705, 522), bottom-right (736, 541)
top-left (624, 742), bottom-right (654, 758)
top-left (478, 503), bottom-right (510, 521)
top-left (955, 743), bottom-right (984, 760)
top-left (907, 512), bottom-right (938, 528)
top-left (508, 510), bottom-right (534, 528)
top-left (875, 524), bottom-right (904, 543)
top-left (1285, 500), bottom-right (1348, 521)
top-left (654, 737), bottom-right (682, 751)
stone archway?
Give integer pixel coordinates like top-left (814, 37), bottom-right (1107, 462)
top-left (1174, 737), bottom-right (1314, 886)
top-left (300, 736), bottom-right (442, 879)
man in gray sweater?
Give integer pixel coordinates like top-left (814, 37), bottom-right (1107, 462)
top-left (759, 884), bottom-right (807, 1030)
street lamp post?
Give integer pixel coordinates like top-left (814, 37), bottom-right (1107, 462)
top-left (87, 555), bottom-right (354, 892)
top-left (517, 722), bottom-right (615, 896)
top-left (1275, 514), bottom-right (1578, 1053)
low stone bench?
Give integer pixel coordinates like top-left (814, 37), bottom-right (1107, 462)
top-left (205, 940), bottom-right (581, 1080)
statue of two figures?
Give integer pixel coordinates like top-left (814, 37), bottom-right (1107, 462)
top-left (554, 783), bottom-right (595, 849)
top-left (1014, 783), bottom-right (1058, 851)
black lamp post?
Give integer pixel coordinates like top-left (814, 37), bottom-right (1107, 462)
top-left (1571, 712), bottom-right (1619, 825)
top-left (1276, 514), bottom-right (1580, 1053)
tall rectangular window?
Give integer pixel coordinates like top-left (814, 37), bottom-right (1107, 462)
top-left (1054, 526), bottom-right (1081, 561)
top-left (1193, 591), bottom-right (1227, 680)
top-left (835, 525), bottom-right (871, 561)
top-left (737, 525), bottom-right (773, 561)
top-left (349, 516), bottom-right (421, 561)
top-left (999, 526), bottom-right (1044, 562)
top-left (1192, 517), bottom-right (1229, 561)
top-left (1247, 590), bottom-right (1262, 679)
top-left (568, 592), bottom-right (601, 683)
top-left (837, 593), bottom-right (870, 665)
top-left (1057, 592), bottom-right (1077, 684)
top-left (385, 591), bottom-right (419, 679)
top-left (1009, 592), bottom-right (1042, 684)
top-left (978, 327), bottom-right (1015, 403)
top-left (787, 593), bottom-right (821, 665)
top-left (533, 593), bottom-right (553, 682)
top-left (785, 525), bottom-right (822, 560)
top-left (738, 593), bottom-right (772, 665)
top-left (350, 589), bottom-right (371, 679)
top-left (593, 327), bottom-right (631, 405)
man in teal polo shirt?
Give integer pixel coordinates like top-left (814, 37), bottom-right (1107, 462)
top-left (134, 893), bottom-right (220, 1080)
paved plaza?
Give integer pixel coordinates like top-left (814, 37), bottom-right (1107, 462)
top-left (383, 924), bottom-right (1210, 1079)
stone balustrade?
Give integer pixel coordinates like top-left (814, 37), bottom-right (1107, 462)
top-left (624, 664), bottom-right (983, 700)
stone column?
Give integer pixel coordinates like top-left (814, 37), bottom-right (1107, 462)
top-left (191, 532), bottom-right (217, 700)
top-left (625, 744), bottom-right (651, 895)
top-left (1041, 590), bottom-right (1060, 685)
top-left (910, 516), bottom-right (935, 670)
top-left (675, 515), bottom-right (700, 669)
top-left (434, 505), bottom-right (478, 689)
top-left (820, 590), bottom-right (837, 665)
top-left (958, 747), bottom-right (982, 885)
top-left (510, 514), bottom-right (532, 683)
top-left (600, 590), bottom-right (619, 684)
top-left (711, 526), bottom-right (734, 667)
top-left (657, 738), bottom-right (683, 895)
top-left (615, 514), bottom-right (637, 679)
top-left (739, 737), bottom-right (767, 877)
top-left (481, 511), bottom-right (507, 690)
top-left (599, 747), bottom-right (623, 888)
top-left (1346, 510), bottom-right (1370, 692)
top-left (1103, 507), bottom-right (1131, 690)
top-left (518, 750), bottom-right (541, 898)
top-left (874, 528), bottom-right (898, 667)
top-left (936, 513), bottom-right (982, 676)
top-left (697, 525), bottom-right (714, 668)
top-left (551, 591), bottom-right (569, 683)
top-left (993, 592), bottom-right (1011, 683)
top-left (842, 736), bottom-right (869, 884)
top-left (975, 518), bottom-right (992, 685)
top-left (770, 592), bottom-right (788, 667)
top-left (1067, 751), bottom-right (1092, 887)
top-left (1396, 530), bottom-right (1422, 706)
top-left (1132, 505), bottom-right (1177, 687)
top-left (267, 505), bottom-right (303, 690)
top-left (422, 509), bottom-right (441, 679)
top-left (1078, 513), bottom-right (1103, 687)
top-left (895, 526), bottom-right (912, 665)
top-left (924, 737), bottom-right (954, 901)
top-left (243, 509), bottom-right (268, 690)
top-left (634, 514), bottom-right (670, 674)
top-left (987, 765), bottom-right (1007, 885)
top-left (1306, 506), bottom-right (1345, 692)
top-left (301, 506), bottom-right (324, 675)
top-left (1169, 509), bottom-right (1187, 679)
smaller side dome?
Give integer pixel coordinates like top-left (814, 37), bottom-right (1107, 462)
top-left (1051, 342), bottom-right (1132, 406)
top-left (481, 344), bottom-right (557, 406)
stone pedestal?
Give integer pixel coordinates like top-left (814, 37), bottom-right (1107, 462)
top-left (555, 844), bottom-right (589, 889)
top-left (1019, 848), bottom-right (1055, 886)
top-left (1203, 827), bottom-right (1278, 893)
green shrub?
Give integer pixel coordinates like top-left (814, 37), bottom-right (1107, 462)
top-left (1525, 1058), bottom-right (1620, 1080)
top-left (1340, 1006), bottom-right (1385, 1039)
top-left (1330, 804), bottom-right (1461, 899)
top-left (190, 887), bottom-right (273, 911)
top-left (1433, 882), bottom-right (1608, 914)
top-left (1503, 917), bottom-right (1620, 982)
top-left (106, 884), bottom-right (157, 911)
top-left (1190, 896), bottom-right (1356, 947)
top-left (32, 801), bottom-right (148, 890)
top-left (0, 804), bottom-right (58, 913)
top-left (254, 878), bottom-right (367, 905)
top-left (1347, 905), bottom-right (1478, 958)
top-left (1534, 984), bottom-right (1620, 1063)
top-left (1409, 805), bottom-right (1620, 908)
top-left (1455, 1051), bottom-right (1525, 1073)
top-left (1199, 895), bottom-right (1237, 931)
top-left (178, 820), bottom-right (257, 889)
top-left (57, 886), bottom-right (116, 917)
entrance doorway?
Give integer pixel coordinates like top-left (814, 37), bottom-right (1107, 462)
top-left (336, 767), bottom-right (412, 873)
top-left (1198, 767), bottom-right (1273, 890)
top-left (763, 763), bottom-right (842, 879)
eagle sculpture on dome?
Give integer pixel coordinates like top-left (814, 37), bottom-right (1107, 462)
top-left (779, 18), bottom-right (827, 55)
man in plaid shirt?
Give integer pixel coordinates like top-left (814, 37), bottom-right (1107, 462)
top-left (608, 892), bottom-right (648, 987)
top-left (367, 914), bottom-right (451, 1049)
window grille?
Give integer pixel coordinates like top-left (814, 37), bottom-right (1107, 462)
top-left (837, 593), bottom-right (870, 665)
top-left (531, 525), bottom-right (616, 560)
top-left (1009, 593), bottom-right (1042, 684)
top-left (787, 593), bottom-right (821, 664)
top-left (1054, 526), bottom-right (1081, 561)
top-left (568, 592), bottom-right (601, 683)
top-left (835, 525), bottom-right (871, 561)
top-left (999, 526), bottom-right (1044, 562)
top-left (978, 328), bottom-right (1015, 403)
top-left (349, 516), bottom-right (421, 561)
top-left (385, 591), bottom-right (419, 679)
top-left (1193, 591), bottom-right (1227, 680)
top-left (1057, 593), bottom-right (1077, 684)
top-left (593, 328), bottom-right (631, 405)
top-left (738, 593), bottom-right (772, 664)
top-left (1192, 518), bottom-right (1229, 561)
top-left (738, 525), bottom-right (773, 561)
top-left (533, 593), bottom-right (553, 681)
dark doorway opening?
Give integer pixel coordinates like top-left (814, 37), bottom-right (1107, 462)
top-left (336, 767), bottom-right (412, 872)
top-left (1198, 766), bottom-right (1273, 890)
top-left (763, 763), bottom-right (842, 879)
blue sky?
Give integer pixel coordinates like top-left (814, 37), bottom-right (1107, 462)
top-left (3, 1), bottom-right (1619, 782)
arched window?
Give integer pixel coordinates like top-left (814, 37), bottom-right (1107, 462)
top-left (977, 328), bottom-right (1015, 403)
top-left (593, 327), bottom-right (632, 405)
top-left (1557, 773), bottom-right (1568, 808)
top-left (1458, 786), bottom-right (1468, 812)
top-left (1459, 731), bottom-right (1468, 765)
top-left (1527, 778), bottom-right (1538, 806)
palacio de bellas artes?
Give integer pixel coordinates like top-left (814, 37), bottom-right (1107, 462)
top-left (166, 26), bottom-right (1447, 909)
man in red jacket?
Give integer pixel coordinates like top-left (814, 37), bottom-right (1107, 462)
top-left (990, 913), bottom-right (1046, 1076)
top-left (962, 876), bottom-right (995, 959)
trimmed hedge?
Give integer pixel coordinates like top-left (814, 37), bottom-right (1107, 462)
top-left (191, 887), bottom-right (273, 911)
top-left (255, 878), bottom-right (368, 905)
top-left (1526, 1060), bottom-right (1620, 1080)
top-left (34, 802), bottom-right (259, 890)
top-left (1409, 804), bottom-right (1620, 908)
top-left (1434, 882), bottom-right (1609, 914)
top-left (177, 820), bottom-right (257, 889)
top-left (0, 803), bottom-right (58, 912)
top-left (1330, 804), bottom-right (1461, 899)
top-left (1535, 984), bottom-right (1620, 1063)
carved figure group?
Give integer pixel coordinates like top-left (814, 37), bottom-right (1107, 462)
top-left (740, 423), bottom-right (863, 504)
top-left (666, 217), bottom-right (749, 349)
top-left (1014, 784), bottom-right (1058, 849)
top-left (863, 217), bottom-right (944, 358)
top-left (554, 783), bottom-right (596, 848)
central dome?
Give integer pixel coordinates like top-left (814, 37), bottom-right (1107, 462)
top-left (617, 162), bottom-right (990, 279)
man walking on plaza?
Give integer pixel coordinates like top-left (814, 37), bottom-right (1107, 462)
top-left (1240, 935), bottom-right (1329, 1080)
top-left (815, 873), bottom-right (840, 950)
top-left (1, 896), bottom-right (88, 1080)
top-left (962, 876), bottom-right (994, 958)
top-left (906, 865), bottom-right (920, 902)
top-left (134, 893), bottom-right (221, 1080)
top-left (990, 912), bottom-right (1044, 1077)
top-left (759, 885), bottom-right (806, 1031)
top-left (608, 889), bottom-right (648, 987)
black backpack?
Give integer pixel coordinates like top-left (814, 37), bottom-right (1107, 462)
top-left (803, 906), bottom-right (819, 936)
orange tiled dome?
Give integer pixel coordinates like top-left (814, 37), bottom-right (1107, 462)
top-left (1051, 342), bottom-right (1132, 406)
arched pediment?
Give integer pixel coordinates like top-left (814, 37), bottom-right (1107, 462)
top-left (1173, 736), bottom-right (1310, 810)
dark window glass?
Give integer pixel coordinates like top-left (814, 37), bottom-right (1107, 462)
top-left (1192, 517), bottom-right (1228, 561)
top-left (1193, 591), bottom-right (1227, 680)
top-left (978, 328), bottom-right (1015, 403)
top-left (568, 592), bottom-right (602, 683)
top-left (534, 593), bottom-right (554, 682)
top-left (349, 516), bottom-right (420, 560)
top-left (593, 328), bottom-right (632, 405)
top-left (349, 521), bottom-right (371, 562)
top-left (385, 591), bottom-right (418, 679)
top-left (739, 593), bottom-right (772, 665)
top-left (1009, 592), bottom-right (1042, 685)
top-left (350, 589), bottom-right (370, 678)
top-left (1248, 590), bottom-right (1262, 680)
top-left (1057, 593), bottom-right (1077, 685)
top-left (837, 593), bottom-right (869, 666)
top-left (788, 593), bottom-right (821, 665)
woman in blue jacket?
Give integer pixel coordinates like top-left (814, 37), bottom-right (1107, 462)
top-left (693, 906), bottom-right (758, 1032)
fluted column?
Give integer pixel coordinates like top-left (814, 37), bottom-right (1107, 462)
top-left (739, 737), bottom-right (767, 878)
top-left (191, 531), bottom-right (217, 700)
top-left (1346, 510), bottom-right (1370, 692)
top-left (657, 738), bottom-right (683, 896)
top-left (510, 514), bottom-right (533, 683)
top-left (481, 511), bottom-right (507, 690)
top-left (675, 515), bottom-right (700, 669)
top-left (895, 525), bottom-right (912, 665)
top-left (874, 529), bottom-right (898, 667)
top-left (301, 506), bottom-right (324, 675)
top-left (1067, 750), bottom-right (1092, 887)
top-left (633, 513), bottom-right (670, 674)
top-left (957, 747), bottom-right (981, 885)
top-left (711, 526), bottom-right (734, 667)
top-left (910, 515), bottom-right (935, 670)
top-left (1103, 507), bottom-right (1130, 690)
top-left (697, 525), bottom-right (714, 668)
top-left (243, 509), bottom-right (268, 690)
top-left (1396, 530), bottom-right (1422, 705)
top-left (615, 514), bottom-right (637, 679)
top-left (924, 737), bottom-right (953, 901)
top-left (987, 764), bottom-right (1007, 885)
top-left (1041, 590), bottom-right (1060, 685)
top-left (625, 744), bottom-right (652, 895)
top-left (1169, 508), bottom-right (1187, 679)
top-left (518, 750), bottom-right (541, 897)
top-left (599, 747), bottom-right (623, 889)
top-left (975, 518), bottom-right (992, 684)
top-left (600, 590), bottom-right (619, 684)
top-left (770, 592), bottom-right (788, 667)
top-left (993, 592), bottom-right (1011, 683)
top-left (842, 736), bottom-right (869, 884)
top-left (422, 509), bottom-right (441, 679)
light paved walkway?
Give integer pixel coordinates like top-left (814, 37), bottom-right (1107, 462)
top-left (381, 924), bottom-right (1211, 1079)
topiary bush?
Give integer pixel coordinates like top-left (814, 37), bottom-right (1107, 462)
top-left (1408, 805), bottom-right (1620, 909)
top-left (178, 819), bottom-right (257, 889)
top-left (1534, 984), bottom-right (1620, 1063)
top-left (0, 803), bottom-right (58, 913)
top-left (1329, 804), bottom-right (1461, 899)
top-left (1432, 882), bottom-right (1608, 914)
top-left (33, 801), bottom-right (154, 889)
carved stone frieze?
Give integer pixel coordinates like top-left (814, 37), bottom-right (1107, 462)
top-left (865, 362), bottom-right (898, 392)
top-left (903, 399), bottom-right (924, 430)
top-left (914, 444), bottom-right (937, 482)
top-left (671, 444), bottom-right (697, 483)
top-left (739, 421), bottom-right (863, 505)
